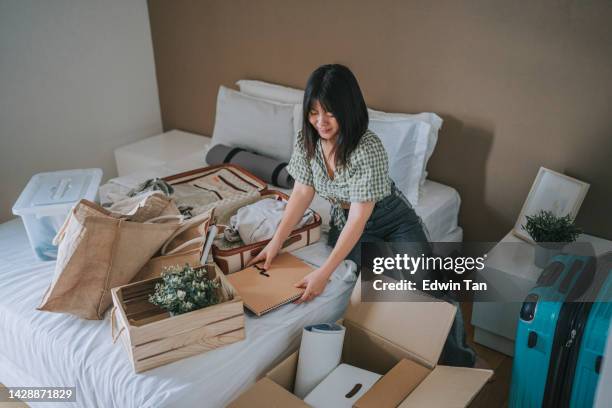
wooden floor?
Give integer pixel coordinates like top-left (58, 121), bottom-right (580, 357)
top-left (0, 385), bottom-right (28, 408)
top-left (463, 302), bottom-right (513, 408)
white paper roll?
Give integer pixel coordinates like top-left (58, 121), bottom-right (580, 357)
top-left (294, 323), bottom-right (346, 398)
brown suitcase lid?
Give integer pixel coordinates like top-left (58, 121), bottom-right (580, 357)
top-left (163, 163), bottom-right (269, 194)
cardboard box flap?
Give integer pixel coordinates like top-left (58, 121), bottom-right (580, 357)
top-left (354, 359), bottom-right (431, 408)
top-left (345, 278), bottom-right (456, 369)
top-left (266, 351), bottom-right (299, 392)
top-left (397, 365), bottom-right (493, 408)
top-left (227, 378), bottom-right (309, 408)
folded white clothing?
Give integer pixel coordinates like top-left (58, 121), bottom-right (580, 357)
top-left (227, 198), bottom-right (314, 244)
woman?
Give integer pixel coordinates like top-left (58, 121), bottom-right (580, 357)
top-left (248, 64), bottom-right (476, 368)
top-left (248, 64), bottom-right (430, 303)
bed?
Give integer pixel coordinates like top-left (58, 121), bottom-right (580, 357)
top-left (1, 147), bottom-right (462, 407)
top-left (0, 218), bottom-right (357, 407)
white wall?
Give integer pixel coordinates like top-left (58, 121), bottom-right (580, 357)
top-left (0, 0), bottom-right (162, 222)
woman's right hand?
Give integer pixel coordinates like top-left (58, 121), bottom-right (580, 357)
top-left (246, 237), bottom-right (282, 270)
top-left (245, 182), bottom-right (314, 270)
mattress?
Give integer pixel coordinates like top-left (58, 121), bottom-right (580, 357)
top-left (269, 180), bottom-right (462, 243)
top-left (99, 133), bottom-right (462, 242)
top-left (271, 180), bottom-right (463, 243)
top-left (0, 218), bottom-right (356, 408)
top-left (99, 165), bottom-right (463, 243)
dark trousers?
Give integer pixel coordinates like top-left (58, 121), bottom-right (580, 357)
top-left (327, 187), bottom-right (476, 367)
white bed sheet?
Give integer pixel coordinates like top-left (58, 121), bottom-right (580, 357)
top-left (414, 180), bottom-right (462, 242)
top-left (0, 218), bottom-right (356, 408)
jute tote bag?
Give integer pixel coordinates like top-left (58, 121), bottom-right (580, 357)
top-left (38, 198), bottom-right (183, 320)
top-left (132, 208), bottom-right (215, 282)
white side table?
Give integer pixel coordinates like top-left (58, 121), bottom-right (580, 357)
top-left (114, 129), bottom-right (212, 177)
top-left (471, 231), bottom-right (612, 356)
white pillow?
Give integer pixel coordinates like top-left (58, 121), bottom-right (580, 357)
top-left (211, 86), bottom-right (296, 162)
top-left (368, 108), bottom-right (442, 185)
top-left (235, 79), bottom-right (441, 197)
top-left (293, 104), bottom-right (303, 141)
top-left (237, 80), bottom-right (305, 138)
top-left (236, 79), bottom-right (304, 104)
top-left (369, 118), bottom-right (431, 205)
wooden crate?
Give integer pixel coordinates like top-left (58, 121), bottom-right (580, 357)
top-left (110, 262), bottom-right (245, 373)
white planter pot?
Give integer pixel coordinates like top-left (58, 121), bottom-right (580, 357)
top-left (534, 243), bottom-right (565, 268)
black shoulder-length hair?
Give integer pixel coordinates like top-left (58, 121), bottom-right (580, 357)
top-left (302, 64), bottom-right (368, 168)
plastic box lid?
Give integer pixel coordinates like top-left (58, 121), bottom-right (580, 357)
top-left (12, 168), bottom-right (103, 217)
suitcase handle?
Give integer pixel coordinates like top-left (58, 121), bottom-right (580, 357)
top-left (527, 331), bottom-right (538, 348)
top-left (249, 235), bottom-right (301, 257)
top-left (282, 234), bottom-right (301, 249)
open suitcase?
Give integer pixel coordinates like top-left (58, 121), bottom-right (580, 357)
top-left (163, 164), bottom-right (322, 274)
top-left (510, 253), bottom-right (611, 408)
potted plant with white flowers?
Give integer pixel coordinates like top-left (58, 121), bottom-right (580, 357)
top-left (522, 210), bottom-right (582, 268)
top-left (149, 264), bottom-right (221, 316)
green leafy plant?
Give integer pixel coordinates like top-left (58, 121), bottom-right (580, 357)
top-left (522, 210), bottom-right (582, 243)
top-left (149, 264), bottom-right (221, 316)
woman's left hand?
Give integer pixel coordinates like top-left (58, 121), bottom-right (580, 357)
top-left (294, 268), bottom-right (330, 304)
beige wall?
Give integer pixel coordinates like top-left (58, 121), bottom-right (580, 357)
top-left (0, 0), bottom-right (162, 223)
top-left (148, 0), bottom-right (612, 241)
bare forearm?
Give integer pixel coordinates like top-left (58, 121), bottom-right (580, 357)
top-left (273, 185), bottom-right (314, 244)
top-left (320, 200), bottom-right (374, 277)
top-left (320, 218), bottom-right (366, 277)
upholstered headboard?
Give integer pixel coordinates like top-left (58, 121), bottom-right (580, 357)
top-left (147, 0), bottom-right (612, 241)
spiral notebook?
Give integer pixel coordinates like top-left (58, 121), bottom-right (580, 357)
top-left (226, 252), bottom-right (315, 316)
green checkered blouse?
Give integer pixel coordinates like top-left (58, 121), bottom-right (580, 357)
top-left (287, 129), bottom-right (392, 230)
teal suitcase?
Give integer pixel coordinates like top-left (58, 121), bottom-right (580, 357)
top-left (510, 254), bottom-right (596, 408)
top-left (568, 253), bottom-right (612, 407)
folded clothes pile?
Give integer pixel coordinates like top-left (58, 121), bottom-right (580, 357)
top-left (224, 198), bottom-right (315, 244)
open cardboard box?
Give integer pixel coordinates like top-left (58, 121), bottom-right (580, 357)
top-left (229, 278), bottom-right (493, 407)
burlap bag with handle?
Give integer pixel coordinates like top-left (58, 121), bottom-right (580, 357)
top-left (132, 208), bottom-right (215, 282)
top-left (38, 196), bottom-right (184, 320)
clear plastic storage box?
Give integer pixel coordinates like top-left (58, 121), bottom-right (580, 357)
top-left (12, 168), bottom-right (103, 261)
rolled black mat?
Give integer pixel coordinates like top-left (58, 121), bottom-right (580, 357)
top-left (206, 144), bottom-right (294, 188)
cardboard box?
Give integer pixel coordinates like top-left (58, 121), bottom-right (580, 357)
top-left (229, 278), bottom-right (492, 407)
